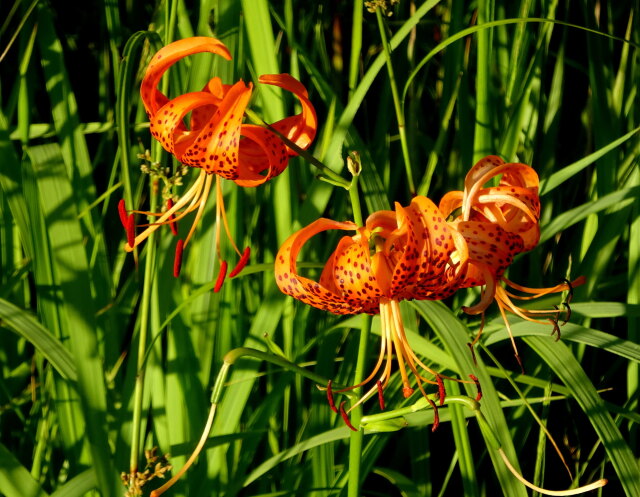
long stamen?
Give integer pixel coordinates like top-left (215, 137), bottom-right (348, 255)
top-left (497, 449), bottom-right (607, 496)
top-left (183, 173), bottom-right (214, 247)
top-left (124, 170), bottom-right (208, 251)
top-left (216, 176), bottom-right (242, 256)
top-left (497, 301), bottom-right (524, 373)
top-left (384, 301), bottom-right (413, 398)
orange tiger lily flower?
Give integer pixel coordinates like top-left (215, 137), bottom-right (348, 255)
top-left (121, 37), bottom-right (317, 285)
top-left (439, 156), bottom-right (583, 366)
top-left (275, 196), bottom-right (476, 426)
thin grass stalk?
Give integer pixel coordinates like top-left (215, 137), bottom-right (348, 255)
top-left (128, 193), bottom-right (159, 481)
top-left (474, 0), bottom-right (494, 161)
top-left (375, 8), bottom-right (415, 195)
top-left (348, 0), bottom-right (363, 96)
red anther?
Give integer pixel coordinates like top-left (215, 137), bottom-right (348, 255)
top-left (436, 375), bottom-right (446, 406)
top-left (214, 260), bottom-right (228, 293)
top-left (469, 374), bottom-right (482, 401)
top-left (339, 401), bottom-right (358, 431)
top-left (376, 380), bottom-right (385, 410)
top-left (326, 380), bottom-right (338, 413)
top-left (126, 214), bottom-right (136, 248)
top-left (118, 199), bottom-right (128, 227)
top-left (167, 198), bottom-right (178, 236)
top-left (173, 239), bottom-right (184, 278)
top-left (426, 397), bottom-right (439, 432)
top-left (402, 386), bottom-right (414, 398)
top-left (229, 247), bottom-right (250, 278)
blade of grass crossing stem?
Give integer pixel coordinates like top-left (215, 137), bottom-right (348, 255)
top-left (447, 380), bottom-right (480, 497)
top-left (208, 294), bottom-right (285, 484)
top-left (411, 301), bottom-right (529, 497)
top-left (372, 467), bottom-right (423, 497)
top-left (0, 127), bottom-right (33, 259)
top-left (0, 298), bottom-right (77, 381)
top-left (21, 156), bottom-right (87, 464)
top-left (36, 4), bottom-right (97, 237)
top-left (628, 168), bottom-right (640, 445)
top-left (539, 185), bottom-right (639, 244)
top-left (525, 336), bottom-right (640, 496)
top-left (0, 442), bottom-right (48, 497)
top-left (27, 143), bottom-right (119, 496)
top-left (48, 469), bottom-right (96, 497)
top-left (539, 126), bottom-right (640, 196)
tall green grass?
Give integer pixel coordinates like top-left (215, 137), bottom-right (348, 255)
top-left (0, 1), bottom-right (638, 496)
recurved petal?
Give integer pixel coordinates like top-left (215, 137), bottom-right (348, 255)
top-left (149, 91), bottom-right (220, 157)
top-left (438, 191), bottom-right (463, 219)
top-left (233, 125), bottom-right (289, 187)
top-left (258, 74), bottom-right (318, 152)
top-left (140, 37), bottom-right (232, 117)
top-left (178, 80), bottom-right (252, 176)
top-left (275, 218), bottom-right (361, 315)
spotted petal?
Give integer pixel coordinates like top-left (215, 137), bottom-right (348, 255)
top-left (140, 37), bottom-right (232, 118)
top-left (275, 218), bottom-right (362, 315)
top-left (258, 74), bottom-right (318, 153)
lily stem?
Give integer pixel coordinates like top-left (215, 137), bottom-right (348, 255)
top-left (375, 8), bottom-right (415, 196)
top-left (128, 181), bottom-right (158, 488)
top-left (347, 315), bottom-right (371, 497)
top-left (349, 172), bottom-right (364, 227)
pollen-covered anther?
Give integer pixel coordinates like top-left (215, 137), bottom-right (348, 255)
top-left (469, 374), bottom-right (482, 401)
top-left (339, 401), bottom-right (358, 431)
top-left (376, 380), bottom-right (385, 410)
top-left (402, 386), bottom-right (414, 398)
top-left (167, 198), bottom-right (178, 236)
top-left (118, 199), bottom-right (128, 228)
top-left (326, 380), bottom-right (338, 413)
top-left (214, 260), bottom-right (228, 293)
top-left (229, 246), bottom-right (250, 278)
top-left (436, 375), bottom-right (446, 406)
top-left (126, 214), bottom-right (136, 248)
top-left (173, 239), bottom-right (184, 278)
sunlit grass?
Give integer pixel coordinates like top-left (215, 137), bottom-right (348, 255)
top-left (0, 1), bottom-right (638, 497)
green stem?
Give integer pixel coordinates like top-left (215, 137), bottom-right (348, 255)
top-left (349, 173), bottom-right (364, 227)
top-left (348, 0), bottom-right (363, 97)
top-left (347, 315), bottom-right (372, 497)
top-left (474, 0), bottom-right (493, 161)
top-left (375, 8), bottom-right (415, 195)
top-left (244, 108), bottom-right (351, 189)
top-left (128, 183), bottom-right (158, 478)
top-left (219, 347), bottom-right (355, 396)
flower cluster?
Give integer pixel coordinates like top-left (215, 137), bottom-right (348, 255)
top-left (126, 37), bottom-right (577, 426)
top-left (121, 37), bottom-right (317, 288)
top-left (276, 155), bottom-right (578, 426)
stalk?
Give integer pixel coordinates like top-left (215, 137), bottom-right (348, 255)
top-left (347, 315), bottom-right (372, 497)
top-left (375, 8), bottom-right (415, 195)
top-left (128, 184), bottom-right (158, 487)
